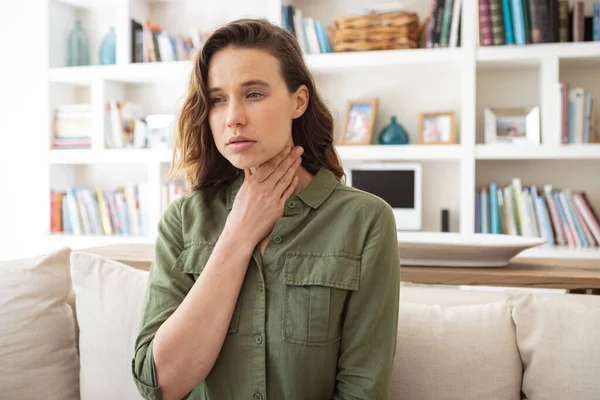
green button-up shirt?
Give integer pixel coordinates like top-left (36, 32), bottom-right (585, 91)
top-left (132, 167), bottom-right (401, 400)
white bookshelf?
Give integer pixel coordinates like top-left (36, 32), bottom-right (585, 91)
top-left (43, 0), bottom-right (600, 259)
top-left (475, 144), bottom-right (600, 160)
top-left (49, 148), bottom-right (173, 164)
top-left (477, 41), bottom-right (600, 68)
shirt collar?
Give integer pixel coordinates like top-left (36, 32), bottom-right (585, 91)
top-left (226, 167), bottom-right (338, 210)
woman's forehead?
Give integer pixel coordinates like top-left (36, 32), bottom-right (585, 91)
top-left (208, 48), bottom-right (282, 88)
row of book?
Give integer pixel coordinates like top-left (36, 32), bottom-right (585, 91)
top-left (479, 0), bottom-right (600, 46)
top-left (475, 178), bottom-right (600, 248)
top-left (50, 184), bottom-right (148, 237)
top-left (558, 84), bottom-right (598, 144)
top-left (281, 5), bottom-right (332, 54)
top-left (52, 103), bottom-right (92, 149)
top-left (426, 0), bottom-right (463, 48)
top-left (104, 101), bottom-right (175, 149)
top-left (130, 19), bottom-right (205, 63)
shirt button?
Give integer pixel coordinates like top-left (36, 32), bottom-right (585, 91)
top-left (287, 201), bottom-right (296, 209)
top-left (259, 283), bottom-right (264, 292)
top-left (253, 393), bottom-right (263, 400)
top-left (273, 235), bottom-right (282, 244)
top-left (255, 334), bottom-right (263, 344)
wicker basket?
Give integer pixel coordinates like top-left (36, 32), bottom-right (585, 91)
top-left (330, 11), bottom-right (424, 52)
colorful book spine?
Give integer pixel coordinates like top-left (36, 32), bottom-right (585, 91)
top-left (501, 0), bottom-right (514, 43)
top-left (489, 0), bottom-right (506, 45)
top-left (490, 183), bottom-right (499, 233)
top-left (440, 0), bottom-right (454, 47)
top-left (563, 190), bottom-right (588, 247)
top-left (584, 91), bottom-right (593, 143)
top-left (558, 1), bottom-right (569, 42)
top-left (511, 0), bottom-right (526, 44)
top-left (426, 0), bottom-right (439, 48)
top-left (594, 2), bottom-right (599, 41)
top-left (479, 0), bottom-right (494, 45)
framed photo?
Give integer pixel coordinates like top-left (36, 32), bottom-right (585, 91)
top-left (340, 98), bottom-right (378, 145)
top-left (418, 111), bottom-right (456, 144)
top-left (484, 106), bottom-right (540, 145)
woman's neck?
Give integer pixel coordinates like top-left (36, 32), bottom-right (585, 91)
top-left (293, 166), bottom-right (313, 196)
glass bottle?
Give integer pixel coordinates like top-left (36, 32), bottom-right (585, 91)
top-left (379, 115), bottom-right (409, 145)
top-left (99, 26), bottom-right (117, 65)
top-left (67, 20), bottom-right (90, 67)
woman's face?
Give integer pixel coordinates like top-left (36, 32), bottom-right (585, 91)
top-left (207, 46), bottom-right (308, 170)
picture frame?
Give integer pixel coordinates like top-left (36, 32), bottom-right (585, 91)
top-left (418, 111), bottom-right (456, 144)
top-left (484, 106), bottom-right (541, 145)
top-left (340, 98), bottom-right (378, 145)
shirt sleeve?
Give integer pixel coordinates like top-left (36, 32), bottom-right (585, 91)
top-left (333, 203), bottom-right (401, 400)
top-left (131, 198), bottom-right (195, 400)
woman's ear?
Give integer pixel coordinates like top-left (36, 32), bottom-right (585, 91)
top-left (291, 84), bottom-right (309, 119)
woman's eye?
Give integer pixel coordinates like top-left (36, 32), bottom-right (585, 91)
top-left (247, 92), bottom-right (263, 99)
top-left (210, 97), bottom-right (224, 104)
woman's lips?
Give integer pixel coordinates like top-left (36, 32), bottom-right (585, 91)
top-left (228, 141), bottom-right (256, 152)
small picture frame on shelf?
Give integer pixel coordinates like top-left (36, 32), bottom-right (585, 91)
top-left (418, 111), bottom-right (456, 144)
top-left (484, 106), bottom-right (540, 145)
top-left (339, 98), bottom-right (378, 145)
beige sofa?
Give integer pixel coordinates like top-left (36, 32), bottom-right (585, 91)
top-left (1, 246), bottom-right (599, 400)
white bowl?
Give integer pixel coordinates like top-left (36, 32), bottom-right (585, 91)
top-left (397, 232), bottom-right (547, 267)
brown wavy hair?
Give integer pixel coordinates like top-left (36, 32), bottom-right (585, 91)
top-left (169, 18), bottom-right (344, 191)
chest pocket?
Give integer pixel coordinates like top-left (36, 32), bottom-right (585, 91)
top-left (283, 253), bottom-right (361, 346)
top-left (173, 244), bottom-right (242, 334)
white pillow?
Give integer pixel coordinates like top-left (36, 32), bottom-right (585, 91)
top-left (391, 301), bottom-right (522, 400)
top-left (511, 293), bottom-right (600, 400)
top-left (0, 247), bottom-right (79, 400)
top-left (70, 251), bottom-right (149, 400)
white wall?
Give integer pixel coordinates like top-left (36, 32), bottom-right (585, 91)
top-left (0, 3), bottom-right (49, 259)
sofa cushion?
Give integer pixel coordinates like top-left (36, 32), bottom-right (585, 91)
top-left (70, 250), bottom-right (149, 400)
top-left (511, 292), bottom-right (600, 400)
top-left (0, 247), bottom-right (79, 400)
top-left (391, 300), bottom-right (522, 400)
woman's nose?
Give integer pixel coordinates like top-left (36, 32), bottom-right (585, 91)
top-left (226, 99), bottom-right (247, 127)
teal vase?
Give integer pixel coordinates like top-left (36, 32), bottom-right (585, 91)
top-left (99, 26), bottom-right (117, 65)
top-left (379, 116), bottom-right (409, 145)
top-left (67, 20), bottom-right (90, 66)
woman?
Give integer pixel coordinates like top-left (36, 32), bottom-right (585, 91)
top-left (132, 18), bottom-right (400, 400)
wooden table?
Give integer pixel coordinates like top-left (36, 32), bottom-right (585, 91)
top-left (400, 257), bottom-right (600, 293)
top-left (80, 244), bottom-right (600, 293)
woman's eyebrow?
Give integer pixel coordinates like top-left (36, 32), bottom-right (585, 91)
top-left (209, 79), bottom-right (270, 93)
top-left (241, 79), bottom-right (270, 88)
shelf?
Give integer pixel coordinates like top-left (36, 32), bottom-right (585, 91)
top-left (477, 42), bottom-right (600, 69)
top-left (305, 48), bottom-right (463, 73)
top-left (48, 61), bottom-right (194, 85)
top-left (46, 234), bottom-right (155, 250)
top-left (335, 144), bottom-right (464, 161)
top-left (48, 149), bottom-right (173, 164)
top-left (48, 48), bottom-right (463, 84)
top-left (51, 0), bottom-right (120, 8)
top-left (48, 146), bottom-right (464, 165)
top-left (475, 144), bottom-right (600, 160)
top-left (517, 246), bottom-right (600, 260)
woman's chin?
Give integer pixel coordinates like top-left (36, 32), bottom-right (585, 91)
top-left (227, 154), bottom-right (262, 171)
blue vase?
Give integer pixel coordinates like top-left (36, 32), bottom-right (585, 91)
top-left (67, 20), bottom-right (90, 66)
top-left (379, 116), bottom-right (409, 145)
top-left (99, 26), bottom-right (117, 65)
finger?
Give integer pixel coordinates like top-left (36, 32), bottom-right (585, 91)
top-left (263, 145), bottom-right (303, 188)
top-left (280, 175), bottom-right (299, 202)
top-left (269, 145), bottom-right (303, 186)
top-left (253, 145), bottom-right (293, 182)
top-left (274, 156), bottom-right (302, 198)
